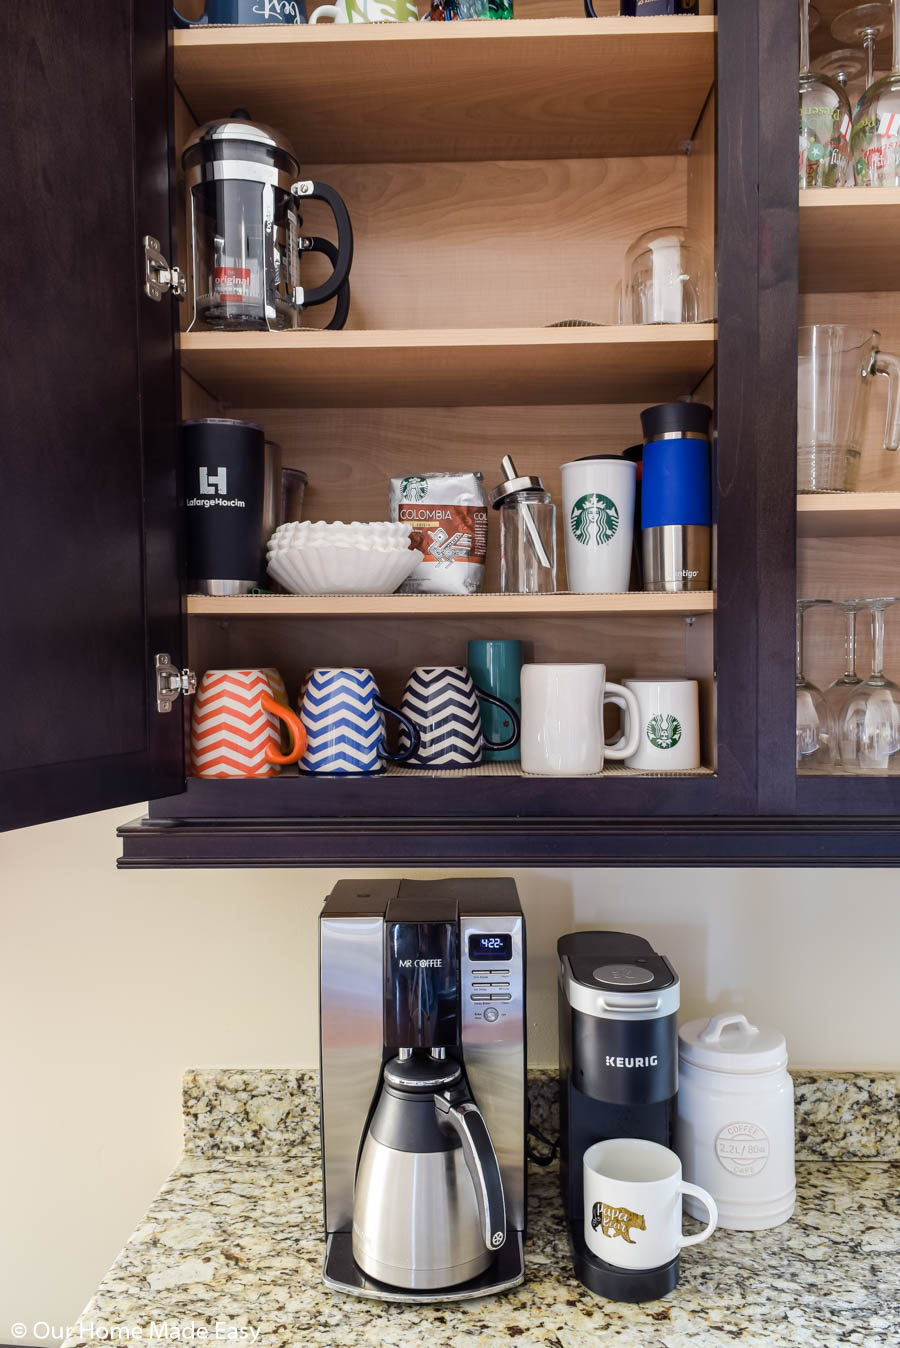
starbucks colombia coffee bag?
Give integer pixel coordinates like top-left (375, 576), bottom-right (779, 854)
top-left (390, 472), bottom-right (488, 594)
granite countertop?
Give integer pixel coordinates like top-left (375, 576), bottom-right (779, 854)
top-left (63, 1070), bottom-right (900, 1348)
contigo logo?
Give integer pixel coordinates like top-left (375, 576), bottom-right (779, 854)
top-left (605, 1055), bottom-right (659, 1068)
top-left (398, 958), bottom-right (443, 969)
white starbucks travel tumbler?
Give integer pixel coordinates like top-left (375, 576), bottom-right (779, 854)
top-left (561, 457), bottom-right (636, 593)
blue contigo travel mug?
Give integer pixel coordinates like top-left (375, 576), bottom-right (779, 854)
top-left (640, 402), bottom-right (712, 593)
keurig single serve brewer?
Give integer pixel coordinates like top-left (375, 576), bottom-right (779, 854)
top-left (558, 930), bottom-right (681, 1301)
top-left (319, 878), bottom-right (526, 1301)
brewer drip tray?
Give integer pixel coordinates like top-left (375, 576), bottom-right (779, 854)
top-left (568, 1220), bottom-right (679, 1303)
top-left (323, 1230), bottom-right (525, 1302)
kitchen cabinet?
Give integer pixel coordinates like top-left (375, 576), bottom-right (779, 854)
top-left (4, 0), bottom-right (894, 865)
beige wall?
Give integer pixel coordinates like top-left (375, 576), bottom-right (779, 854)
top-left (2, 803), bottom-right (899, 1339)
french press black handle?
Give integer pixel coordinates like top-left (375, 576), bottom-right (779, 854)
top-left (291, 180), bottom-right (354, 310)
top-left (300, 236), bottom-right (351, 331)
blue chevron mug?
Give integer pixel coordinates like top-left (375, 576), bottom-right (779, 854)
top-left (298, 668), bottom-right (419, 775)
top-left (399, 666), bottom-right (520, 769)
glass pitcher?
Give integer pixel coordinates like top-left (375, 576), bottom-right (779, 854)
top-left (798, 325), bottom-right (900, 492)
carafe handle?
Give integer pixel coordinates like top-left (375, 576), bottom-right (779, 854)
top-left (290, 180), bottom-right (354, 310)
top-left (435, 1094), bottom-right (507, 1253)
top-left (872, 350), bottom-right (900, 452)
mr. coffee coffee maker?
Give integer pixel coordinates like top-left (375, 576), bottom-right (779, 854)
top-left (558, 930), bottom-right (681, 1302)
top-left (319, 879), bottom-right (526, 1301)
top-left (182, 112), bottom-right (353, 331)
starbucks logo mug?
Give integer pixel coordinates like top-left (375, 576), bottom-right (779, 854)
top-left (609, 678), bottom-right (701, 772)
top-left (561, 457), bottom-right (636, 594)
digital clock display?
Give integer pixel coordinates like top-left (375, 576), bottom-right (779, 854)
top-left (468, 932), bottom-right (513, 961)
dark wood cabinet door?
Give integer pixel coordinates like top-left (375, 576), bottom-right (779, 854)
top-left (0, 0), bottom-right (182, 831)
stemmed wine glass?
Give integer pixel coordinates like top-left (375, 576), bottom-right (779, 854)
top-left (838, 597), bottom-right (900, 771)
top-left (849, 0), bottom-right (900, 185)
top-left (824, 598), bottom-right (862, 711)
top-left (822, 599), bottom-right (867, 746)
top-left (796, 600), bottom-right (837, 771)
top-left (831, 2), bottom-right (892, 89)
top-left (812, 49), bottom-right (868, 91)
top-left (800, 0), bottom-right (853, 188)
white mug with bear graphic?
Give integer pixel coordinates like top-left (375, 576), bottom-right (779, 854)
top-left (616, 678), bottom-right (701, 772)
top-left (583, 1137), bottom-right (718, 1270)
top-left (561, 456), bottom-right (636, 594)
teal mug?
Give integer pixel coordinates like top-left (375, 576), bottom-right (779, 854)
top-left (466, 640), bottom-right (522, 763)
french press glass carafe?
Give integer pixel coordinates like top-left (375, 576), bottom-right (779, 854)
top-left (182, 111), bottom-right (353, 332)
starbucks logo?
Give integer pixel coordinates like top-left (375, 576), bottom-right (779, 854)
top-left (400, 476), bottom-right (428, 503)
top-left (647, 714), bottom-right (682, 751)
top-left (570, 493), bottom-right (619, 547)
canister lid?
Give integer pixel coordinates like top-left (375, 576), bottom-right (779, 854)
top-left (679, 1013), bottom-right (788, 1072)
top-left (641, 402), bottom-right (712, 443)
top-left (489, 453), bottom-right (546, 507)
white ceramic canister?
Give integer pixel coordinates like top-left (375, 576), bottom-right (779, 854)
top-left (675, 1013), bottom-right (795, 1231)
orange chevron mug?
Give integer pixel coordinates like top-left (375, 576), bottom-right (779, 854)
top-left (191, 668), bottom-right (307, 778)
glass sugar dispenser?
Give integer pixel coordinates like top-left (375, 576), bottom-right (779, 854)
top-left (490, 456), bottom-right (557, 594)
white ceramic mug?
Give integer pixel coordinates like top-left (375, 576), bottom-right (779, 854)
top-left (309, 0), bottom-right (417, 20)
top-left (583, 1138), bottom-right (718, 1271)
top-left (613, 678), bottom-right (701, 772)
top-left (561, 457), bottom-right (636, 594)
top-left (520, 663), bottom-right (640, 776)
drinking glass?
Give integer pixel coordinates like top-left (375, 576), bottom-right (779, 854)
top-left (849, 0), bottom-right (900, 185)
top-left (831, 1), bottom-right (892, 88)
top-left (839, 598), bottom-right (900, 771)
top-left (796, 600), bottom-right (837, 770)
top-left (622, 226), bottom-right (712, 326)
top-left (800, 0), bottom-right (853, 188)
top-left (823, 598), bottom-right (868, 732)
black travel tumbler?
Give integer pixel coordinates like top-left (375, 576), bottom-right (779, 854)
top-left (180, 418), bottom-right (265, 595)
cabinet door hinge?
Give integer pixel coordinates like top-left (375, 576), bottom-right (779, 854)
top-left (143, 235), bottom-right (186, 301)
top-left (155, 654), bottom-right (197, 713)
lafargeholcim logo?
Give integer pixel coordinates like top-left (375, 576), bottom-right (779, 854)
top-left (647, 714), bottom-right (682, 750)
top-left (570, 493), bottom-right (619, 546)
top-left (199, 466), bottom-right (227, 496)
top-left (400, 475), bottom-right (428, 503)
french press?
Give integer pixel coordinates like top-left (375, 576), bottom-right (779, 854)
top-left (182, 111), bottom-right (353, 332)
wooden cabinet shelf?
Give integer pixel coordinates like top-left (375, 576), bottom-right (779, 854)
top-left (185, 591), bottom-right (715, 618)
top-left (173, 18), bottom-right (716, 165)
top-left (180, 324), bottom-right (716, 408)
top-left (798, 189), bottom-right (900, 294)
top-left (797, 491), bottom-right (900, 537)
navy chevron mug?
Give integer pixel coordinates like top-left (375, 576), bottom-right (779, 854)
top-left (399, 666), bottom-right (520, 769)
top-left (298, 668), bottom-right (418, 775)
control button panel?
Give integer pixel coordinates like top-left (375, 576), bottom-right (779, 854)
top-left (461, 923), bottom-right (522, 1029)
